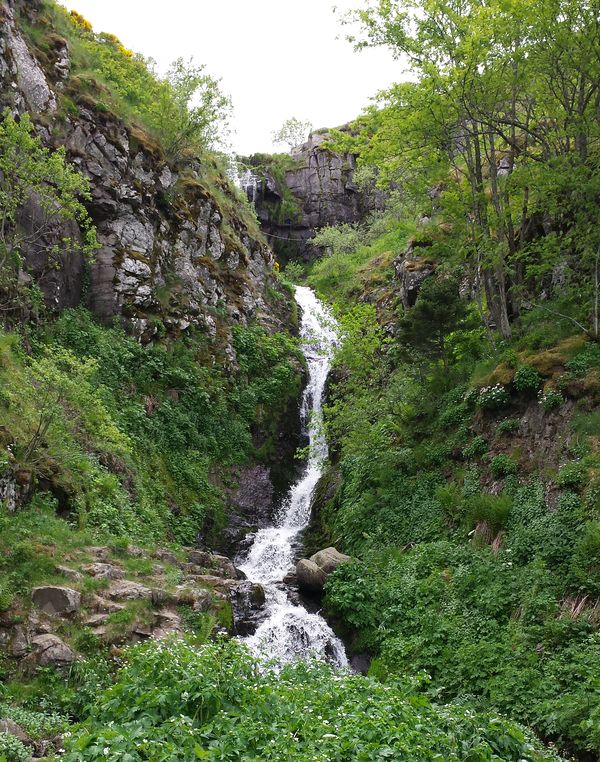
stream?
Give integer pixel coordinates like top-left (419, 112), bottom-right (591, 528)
top-left (237, 286), bottom-right (347, 667)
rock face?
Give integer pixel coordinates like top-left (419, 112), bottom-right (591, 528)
top-left (0, 0), bottom-right (292, 356)
top-left (31, 586), bottom-right (81, 615)
top-left (245, 132), bottom-right (382, 262)
top-left (394, 238), bottom-right (436, 309)
top-left (296, 546), bottom-right (351, 595)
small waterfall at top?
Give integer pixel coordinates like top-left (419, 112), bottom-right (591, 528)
top-left (237, 286), bottom-right (347, 667)
top-left (238, 168), bottom-right (259, 204)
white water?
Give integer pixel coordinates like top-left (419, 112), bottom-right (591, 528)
top-left (237, 286), bottom-right (348, 667)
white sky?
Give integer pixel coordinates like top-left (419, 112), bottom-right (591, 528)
top-left (59, 0), bottom-right (400, 155)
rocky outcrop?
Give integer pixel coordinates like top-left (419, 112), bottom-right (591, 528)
top-left (243, 132), bottom-right (382, 262)
top-left (31, 586), bottom-right (81, 616)
top-left (394, 238), bottom-right (436, 309)
top-left (296, 546), bottom-right (351, 595)
top-left (0, 0), bottom-right (292, 358)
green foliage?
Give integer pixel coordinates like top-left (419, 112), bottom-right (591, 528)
top-left (62, 638), bottom-right (557, 761)
top-left (514, 366), bottom-right (542, 394)
top-left (0, 732), bottom-right (29, 762)
top-left (271, 117), bottom-right (312, 149)
top-left (0, 703), bottom-right (67, 740)
top-left (465, 493), bottom-right (513, 533)
top-left (0, 110), bottom-right (98, 317)
top-left (477, 385), bottom-right (511, 410)
top-left (28, 4), bottom-right (231, 159)
top-left (497, 418), bottom-right (520, 435)
top-left (398, 277), bottom-right (468, 369)
top-left (539, 389), bottom-right (564, 411)
top-left (462, 435), bottom-right (488, 459)
top-left (490, 454), bottom-right (518, 479)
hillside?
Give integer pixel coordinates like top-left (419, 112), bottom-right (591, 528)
top-left (0, 0), bottom-right (598, 760)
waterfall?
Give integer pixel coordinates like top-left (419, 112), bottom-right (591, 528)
top-left (238, 168), bottom-right (259, 204)
top-left (237, 286), bottom-right (347, 667)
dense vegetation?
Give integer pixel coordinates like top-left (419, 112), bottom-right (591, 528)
top-left (280, 1), bottom-right (600, 759)
top-left (2, 0), bottom-right (600, 759)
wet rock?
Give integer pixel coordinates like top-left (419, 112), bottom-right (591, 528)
top-left (31, 586), bottom-right (80, 616)
top-left (309, 547), bottom-right (351, 574)
top-left (24, 634), bottom-right (76, 670)
top-left (230, 581), bottom-right (267, 636)
top-left (82, 562), bottom-right (124, 580)
top-left (296, 559), bottom-right (327, 594)
top-left (187, 550), bottom-right (239, 579)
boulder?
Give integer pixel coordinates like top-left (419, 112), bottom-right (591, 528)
top-left (25, 634), bottom-right (76, 669)
top-left (31, 586), bottom-right (81, 616)
top-left (82, 562), bottom-right (124, 580)
top-left (55, 565), bottom-right (82, 581)
top-left (309, 547), bottom-right (351, 574)
top-left (0, 719), bottom-right (32, 746)
top-left (296, 559), bottom-right (327, 594)
top-left (107, 580), bottom-right (153, 601)
top-left (230, 581), bottom-right (267, 636)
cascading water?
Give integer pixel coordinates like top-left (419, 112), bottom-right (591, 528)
top-left (237, 286), bottom-right (347, 667)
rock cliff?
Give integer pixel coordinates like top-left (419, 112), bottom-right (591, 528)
top-left (0, 0), bottom-right (291, 354)
top-left (242, 132), bottom-right (381, 263)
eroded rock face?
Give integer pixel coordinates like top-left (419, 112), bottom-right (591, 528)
top-left (248, 132), bottom-right (382, 262)
top-left (394, 239), bottom-right (436, 309)
top-left (31, 586), bottom-right (81, 616)
top-left (0, 0), bottom-right (291, 357)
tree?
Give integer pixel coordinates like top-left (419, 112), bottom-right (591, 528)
top-left (0, 111), bottom-right (98, 320)
top-left (145, 58), bottom-right (232, 159)
top-left (398, 277), bottom-right (467, 370)
top-left (272, 117), bottom-right (313, 150)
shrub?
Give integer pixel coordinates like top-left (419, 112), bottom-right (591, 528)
top-left (490, 453), bottom-right (518, 478)
top-left (477, 384), bottom-right (510, 409)
top-left (462, 435), bottom-right (488, 459)
top-left (0, 732), bottom-right (30, 762)
top-left (497, 418), bottom-right (520, 435)
top-left (62, 637), bottom-right (558, 761)
top-left (539, 388), bottom-right (563, 411)
top-left (556, 460), bottom-right (586, 489)
top-left (514, 365), bottom-right (542, 393)
top-left (570, 520), bottom-right (600, 594)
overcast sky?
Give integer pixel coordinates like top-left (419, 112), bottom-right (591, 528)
top-left (59, 0), bottom-right (400, 155)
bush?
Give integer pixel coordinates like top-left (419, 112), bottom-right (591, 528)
top-left (62, 637), bottom-right (558, 761)
top-left (514, 365), bottom-right (542, 393)
top-left (556, 460), bottom-right (586, 489)
top-left (462, 435), bottom-right (488, 459)
top-left (477, 384), bottom-right (511, 409)
top-left (497, 418), bottom-right (520, 435)
top-left (490, 454), bottom-right (519, 478)
top-left (539, 388), bottom-right (563, 411)
top-left (0, 732), bottom-right (30, 762)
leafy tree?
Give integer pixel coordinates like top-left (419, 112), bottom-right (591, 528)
top-left (399, 277), bottom-right (467, 370)
top-left (0, 111), bottom-right (97, 319)
top-left (272, 117), bottom-right (313, 150)
top-left (145, 58), bottom-right (232, 159)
